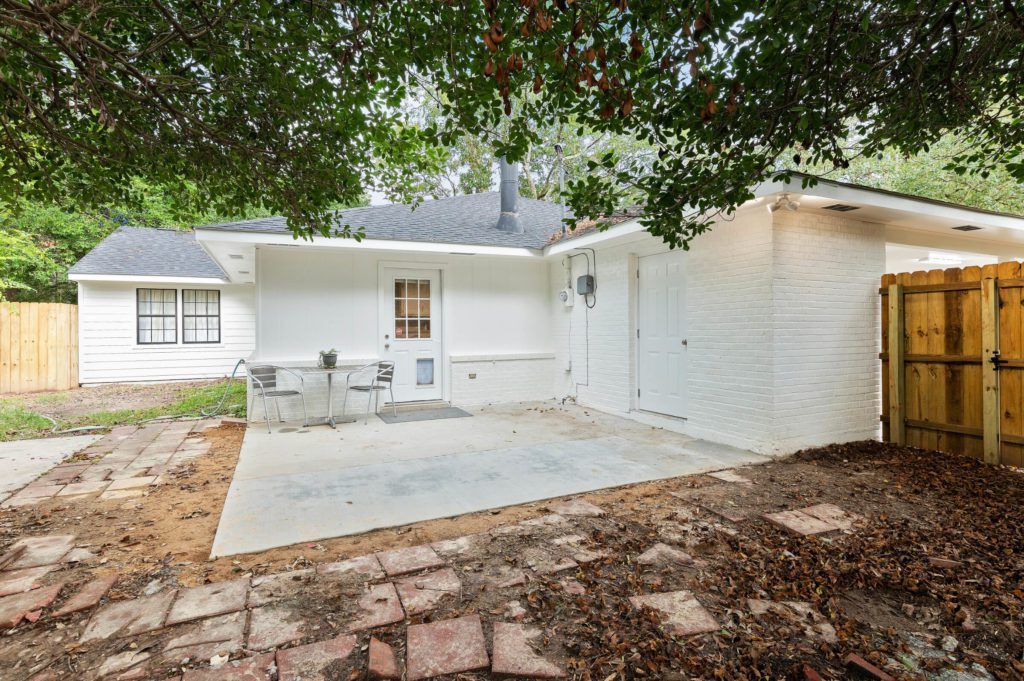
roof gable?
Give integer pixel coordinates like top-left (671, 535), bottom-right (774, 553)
top-left (69, 226), bottom-right (226, 279)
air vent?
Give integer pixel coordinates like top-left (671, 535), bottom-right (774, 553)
top-left (952, 225), bottom-right (983, 232)
top-left (237, 270), bottom-right (250, 274)
top-left (228, 253), bottom-right (244, 260)
top-left (822, 203), bottom-right (859, 212)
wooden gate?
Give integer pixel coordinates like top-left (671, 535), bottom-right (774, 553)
top-left (881, 263), bottom-right (1024, 467)
top-left (0, 302), bottom-right (79, 394)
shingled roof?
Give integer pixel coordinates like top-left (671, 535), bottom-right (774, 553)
top-left (68, 227), bottom-right (227, 279)
top-left (199, 191), bottom-right (568, 250)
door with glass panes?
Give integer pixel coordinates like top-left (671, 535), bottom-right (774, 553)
top-left (379, 268), bottom-right (443, 402)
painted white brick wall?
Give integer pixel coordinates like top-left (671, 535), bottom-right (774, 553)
top-left (450, 356), bottom-right (557, 405)
top-left (550, 206), bottom-right (885, 455)
top-left (769, 210), bottom-right (884, 450)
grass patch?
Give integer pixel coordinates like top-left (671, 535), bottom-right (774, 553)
top-left (0, 402), bottom-right (55, 441)
top-left (1, 380), bottom-right (247, 441)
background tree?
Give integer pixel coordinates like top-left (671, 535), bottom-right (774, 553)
top-left (0, 1), bottom-right (1020, 245)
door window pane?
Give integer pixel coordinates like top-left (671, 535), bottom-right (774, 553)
top-left (393, 277), bottom-right (432, 340)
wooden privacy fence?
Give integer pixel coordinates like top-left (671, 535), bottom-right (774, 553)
top-left (881, 262), bottom-right (1024, 467)
top-left (0, 302), bottom-right (78, 394)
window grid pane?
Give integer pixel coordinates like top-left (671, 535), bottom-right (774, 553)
top-left (182, 289), bottom-right (220, 344)
top-left (393, 278), bottom-right (431, 340)
top-left (137, 288), bottom-right (176, 345)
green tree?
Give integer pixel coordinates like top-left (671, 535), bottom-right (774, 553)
top-left (0, 2), bottom-right (1020, 245)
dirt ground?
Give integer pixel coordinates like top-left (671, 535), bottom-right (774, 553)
top-left (2, 425), bottom-right (1024, 680)
top-left (7, 382), bottom-right (221, 422)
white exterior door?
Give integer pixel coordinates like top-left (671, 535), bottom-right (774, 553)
top-left (637, 250), bottom-right (687, 418)
top-left (380, 268), bottom-right (443, 403)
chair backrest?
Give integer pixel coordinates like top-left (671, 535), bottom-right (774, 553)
top-left (248, 365), bottom-right (278, 390)
top-left (375, 361), bottom-right (395, 385)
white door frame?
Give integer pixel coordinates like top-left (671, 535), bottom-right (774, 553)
top-left (377, 261), bottom-right (450, 403)
top-left (634, 249), bottom-right (688, 419)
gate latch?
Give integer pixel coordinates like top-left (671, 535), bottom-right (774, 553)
top-left (990, 350), bottom-right (1008, 372)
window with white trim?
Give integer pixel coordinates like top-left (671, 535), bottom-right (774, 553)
top-left (137, 289), bottom-right (177, 344)
top-left (182, 289), bottom-right (221, 343)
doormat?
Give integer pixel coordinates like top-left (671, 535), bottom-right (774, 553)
top-left (377, 407), bottom-right (473, 424)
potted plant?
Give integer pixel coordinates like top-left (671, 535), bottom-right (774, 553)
top-left (318, 348), bottom-right (338, 369)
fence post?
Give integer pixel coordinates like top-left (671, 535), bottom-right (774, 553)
top-left (981, 278), bottom-right (1001, 464)
top-left (887, 284), bottom-right (905, 445)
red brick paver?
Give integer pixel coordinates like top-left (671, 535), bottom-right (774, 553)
top-left (181, 653), bottom-right (276, 681)
top-left (763, 510), bottom-right (838, 536)
top-left (347, 583), bottom-right (405, 632)
top-left (368, 637), bottom-right (400, 679)
top-left (0, 583), bottom-right (62, 629)
top-left (0, 566), bottom-right (54, 597)
top-left (801, 503), bottom-right (860, 531)
top-left (546, 499), bottom-right (605, 517)
top-left (80, 589), bottom-right (176, 642)
top-left (637, 543), bottom-right (694, 566)
top-left (394, 567), bottom-right (461, 615)
top-left (406, 615), bottom-right (489, 680)
top-left (166, 578), bottom-right (248, 625)
top-left (315, 554), bottom-right (384, 581)
top-left (53, 574), bottom-right (117, 618)
top-left (708, 470), bottom-right (753, 484)
top-left (162, 611), bottom-right (246, 662)
top-left (629, 590), bottom-right (719, 636)
top-left (276, 633), bottom-right (357, 681)
top-left (492, 622), bottom-right (565, 678)
top-left (248, 605), bottom-right (307, 651)
top-left (5, 535), bottom-right (76, 569)
top-left (248, 569), bottom-right (314, 607)
top-left (376, 545), bottom-right (445, 577)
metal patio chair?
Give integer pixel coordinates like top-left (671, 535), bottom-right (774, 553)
top-left (246, 364), bottom-right (308, 433)
top-left (342, 361), bottom-right (397, 424)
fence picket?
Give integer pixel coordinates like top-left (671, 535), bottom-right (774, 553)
top-left (0, 302), bottom-right (79, 393)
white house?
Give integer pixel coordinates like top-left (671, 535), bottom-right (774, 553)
top-left (68, 163), bottom-right (1024, 455)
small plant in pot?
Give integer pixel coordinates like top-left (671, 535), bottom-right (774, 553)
top-left (318, 348), bottom-right (338, 369)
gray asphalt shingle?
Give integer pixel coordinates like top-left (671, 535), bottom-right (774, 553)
top-left (68, 226), bottom-right (227, 279)
top-left (199, 192), bottom-right (568, 249)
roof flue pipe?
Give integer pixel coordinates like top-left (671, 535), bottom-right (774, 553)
top-left (496, 156), bottom-right (524, 234)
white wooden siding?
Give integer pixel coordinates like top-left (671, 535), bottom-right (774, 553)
top-left (77, 282), bottom-right (255, 383)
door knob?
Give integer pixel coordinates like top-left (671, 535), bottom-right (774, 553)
top-left (681, 339), bottom-right (688, 346)
top-left (384, 343), bottom-right (391, 350)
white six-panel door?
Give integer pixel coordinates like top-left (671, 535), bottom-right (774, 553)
top-left (637, 250), bottom-right (687, 418)
top-left (379, 267), bottom-right (443, 403)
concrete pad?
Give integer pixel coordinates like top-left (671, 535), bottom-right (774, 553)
top-left (406, 615), bottom-right (489, 680)
top-left (491, 622), bottom-right (565, 678)
top-left (0, 434), bottom-right (100, 495)
top-left (212, 404), bottom-right (766, 556)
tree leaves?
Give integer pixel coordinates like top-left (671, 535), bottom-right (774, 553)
top-left (0, 1), bottom-right (1020, 245)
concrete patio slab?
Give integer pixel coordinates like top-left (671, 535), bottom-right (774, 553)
top-left (0, 434), bottom-right (100, 495)
top-left (212, 403), bottom-right (768, 556)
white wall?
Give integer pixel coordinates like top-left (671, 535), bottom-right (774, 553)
top-left (770, 210), bottom-right (884, 450)
top-left (550, 206), bottom-right (886, 455)
top-left (77, 282), bottom-right (255, 384)
top-left (254, 246), bottom-right (556, 416)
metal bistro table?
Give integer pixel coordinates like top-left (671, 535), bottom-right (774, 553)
top-left (297, 364), bottom-right (366, 428)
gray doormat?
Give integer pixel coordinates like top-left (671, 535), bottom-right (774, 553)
top-left (377, 407), bottom-right (473, 424)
